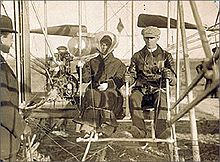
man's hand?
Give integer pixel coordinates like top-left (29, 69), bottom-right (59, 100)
top-left (97, 83), bottom-right (108, 91)
top-left (204, 70), bottom-right (213, 80)
top-left (163, 68), bottom-right (177, 86)
top-left (77, 60), bottom-right (85, 68)
top-left (163, 68), bottom-right (172, 80)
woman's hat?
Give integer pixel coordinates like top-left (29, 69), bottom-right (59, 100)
top-left (95, 31), bottom-right (118, 55)
top-left (0, 15), bottom-right (17, 33)
top-left (100, 35), bottom-right (112, 47)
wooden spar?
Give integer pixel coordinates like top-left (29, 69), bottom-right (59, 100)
top-left (82, 132), bottom-right (95, 162)
top-left (78, 1), bottom-right (83, 109)
top-left (172, 72), bottom-right (203, 110)
top-left (131, 0), bottom-right (134, 56)
top-left (174, 3), bottom-right (181, 161)
top-left (189, 0), bottom-right (219, 81)
top-left (178, 1), bottom-right (200, 161)
top-left (23, 1), bottom-right (31, 100)
top-left (124, 77), bottom-right (130, 119)
top-left (175, 1), bottom-right (180, 114)
top-left (166, 0), bottom-right (171, 125)
top-left (13, 0), bottom-right (22, 104)
top-left (13, 0), bottom-right (18, 79)
top-left (44, 0), bottom-right (49, 90)
top-left (123, 0), bottom-right (134, 120)
top-left (189, 1), bottom-right (212, 59)
top-left (77, 136), bottom-right (175, 143)
top-left (18, 0), bottom-right (25, 102)
top-left (166, 1), bottom-right (176, 161)
top-left (29, 108), bottom-right (80, 119)
top-left (44, 0), bottom-right (48, 62)
top-left (104, 0), bottom-right (107, 31)
top-left (169, 80), bottom-right (219, 125)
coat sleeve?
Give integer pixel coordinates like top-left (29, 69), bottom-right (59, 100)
top-left (107, 61), bottom-right (126, 89)
top-left (164, 52), bottom-right (177, 86)
top-left (82, 61), bottom-right (92, 83)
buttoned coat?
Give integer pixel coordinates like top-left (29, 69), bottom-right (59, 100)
top-left (128, 44), bottom-right (176, 138)
top-left (128, 45), bottom-right (176, 88)
top-left (0, 46), bottom-right (26, 160)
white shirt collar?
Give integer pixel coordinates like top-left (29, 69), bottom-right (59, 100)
top-left (147, 46), bottom-right (157, 53)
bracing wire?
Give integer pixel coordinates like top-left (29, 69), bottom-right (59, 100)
top-left (27, 118), bottom-right (81, 162)
top-left (108, 3), bottom-right (130, 37)
top-left (30, 1), bottom-right (59, 66)
top-left (95, 1), bottom-right (129, 33)
top-left (1, 2), bottom-right (9, 16)
top-left (108, 1), bottom-right (136, 58)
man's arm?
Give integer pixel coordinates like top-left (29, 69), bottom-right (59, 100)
top-left (164, 52), bottom-right (177, 86)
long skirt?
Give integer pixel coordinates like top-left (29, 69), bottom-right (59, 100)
top-left (80, 88), bottom-right (124, 128)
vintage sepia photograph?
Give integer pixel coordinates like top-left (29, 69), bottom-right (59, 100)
top-left (0, 1), bottom-right (219, 161)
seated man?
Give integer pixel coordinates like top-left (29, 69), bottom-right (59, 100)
top-left (128, 26), bottom-right (176, 138)
top-left (77, 31), bottom-right (126, 135)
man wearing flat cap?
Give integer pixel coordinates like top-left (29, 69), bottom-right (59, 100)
top-left (0, 15), bottom-right (26, 161)
top-left (128, 26), bottom-right (176, 139)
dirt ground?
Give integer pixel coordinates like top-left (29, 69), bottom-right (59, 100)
top-left (18, 59), bottom-right (218, 161)
top-left (19, 97), bottom-right (219, 162)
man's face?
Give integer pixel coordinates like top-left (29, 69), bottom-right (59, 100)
top-left (143, 36), bottom-right (159, 49)
top-left (100, 42), bottom-right (109, 55)
top-left (1, 33), bottom-right (13, 48)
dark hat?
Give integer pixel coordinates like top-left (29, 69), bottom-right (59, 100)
top-left (0, 15), bottom-right (17, 33)
top-left (57, 46), bottom-right (67, 51)
top-left (141, 26), bottom-right (160, 38)
top-left (100, 35), bottom-right (112, 46)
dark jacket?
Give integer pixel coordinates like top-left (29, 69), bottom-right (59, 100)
top-left (82, 52), bottom-right (126, 89)
top-left (128, 45), bottom-right (176, 89)
top-left (81, 52), bottom-right (126, 125)
top-left (0, 45), bottom-right (26, 160)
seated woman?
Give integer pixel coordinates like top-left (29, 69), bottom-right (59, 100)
top-left (77, 31), bottom-right (126, 136)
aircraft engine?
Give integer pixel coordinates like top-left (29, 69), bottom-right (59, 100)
top-left (48, 47), bottom-right (79, 102)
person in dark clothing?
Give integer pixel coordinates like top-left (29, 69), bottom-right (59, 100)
top-left (128, 26), bottom-right (176, 138)
top-left (76, 31), bottom-right (126, 135)
top-left (0, 15), bottom-right (26, 161)
top-left (196, 47), bottom-right (219, 98)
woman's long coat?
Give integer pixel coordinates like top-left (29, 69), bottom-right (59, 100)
top-left (81, 52), bottom-right (126, 128)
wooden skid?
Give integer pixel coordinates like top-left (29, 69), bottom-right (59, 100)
top-left (29, 108), bottom-right (79, 118)
top-left (76, 137), bottom-right (174, 143)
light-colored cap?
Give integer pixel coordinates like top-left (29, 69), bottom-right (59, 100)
top-left (141, 26), bottom-right (161, 37)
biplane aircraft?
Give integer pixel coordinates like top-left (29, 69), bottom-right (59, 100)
top-left (0, 1), bottom-right (219, 161)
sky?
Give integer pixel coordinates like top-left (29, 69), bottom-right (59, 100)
top-left (1, 1), bottom-right (219, 59)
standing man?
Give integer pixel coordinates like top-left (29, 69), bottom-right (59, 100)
top-left (128, 26), bottom-right (176, 138)
top-left (0, 15), bottom-right (26, 161)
